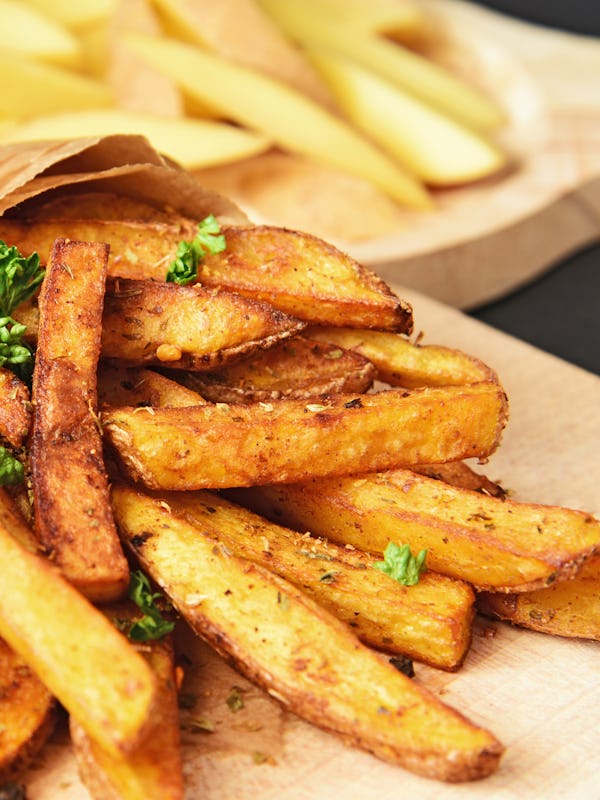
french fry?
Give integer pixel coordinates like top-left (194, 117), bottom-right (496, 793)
top-left (0, 366), bottom-right (31, 447)
top-left (175, 336), bottom-right (376, 404)
top-left (70, 604), bottom-right (184, 800)
top-left (102, 382), bottom-right (508, 490)
top-left (1, 219), bottom-right (413, 331)
top-left (308, 326), bottom-right (498, 387)
top-left (0, 515), bottom-right (158, 758)
top-left (98, 364), bottom-right (208, 409)
top-left (112, 483), bottom-right (504, 782)
top-left (0, 637), bottom-right (57, 782)
top-left (159, 489), bottom-right (475, 670)
top-left (30, 238), bottom-right (129, 602)
top-left (239, 469), bottom-right (600, 592)
top-left (477, 555), bottom-right (600, 640)
top-left (101, 278), bottom-right (306, 370)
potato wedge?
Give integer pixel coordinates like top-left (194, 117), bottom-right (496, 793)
top-left (102, 382), bottom-right (508, 490)
top-left (30, 238), bottom-right (129, 602)
top-left (0, 367), bottom-right (31, 448)
top-left (98, 364), bottom-right (208, 409)
top-left (0, 0), bottom-right (82, 68)
top-left (241, 469), bottom-right (600, 592)
top-left (101, 279), bottom-right (306, 370)
top-left (308, 326), bottom-right (497, 387)
top-left (0, 487), bottom-right (39, 553)
top-left (160, 489), bottom-right (475, 670)
top-left (112, 483), bottom-right (503, 782)
top-left (1, 219), bottom-right (413, 331)
top-left (414, 461), bottom-right (506, 499)
top-left (23, 191), bottom-right (188, 224)
top-left (0, 516), bottom-right (158, 757)
top-left (70, 603), bottom-right (184, 800)
top-left (477, 555), bottom-right (600, 640)
top-left (0, 636), bottom-right (56, 782)
top-left (175, 336), bottom-right (376, 404)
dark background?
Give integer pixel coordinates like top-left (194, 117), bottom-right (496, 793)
top-left (467, 1), bottom-right (600, 375)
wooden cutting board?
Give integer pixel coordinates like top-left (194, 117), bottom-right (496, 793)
top-left (24, 285), bottom-right (600, 800)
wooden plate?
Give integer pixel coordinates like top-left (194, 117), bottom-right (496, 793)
top-left (195, 0), bottom-right (600, 309)
top-left (23, 286), bottom-right (600, 800)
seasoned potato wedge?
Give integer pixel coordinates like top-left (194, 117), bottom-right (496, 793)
top-left (241, 469), bottom-right (600, 592)
top-left (0, 367), bottom-right (31, 448)
top-left (159, 489), bottom-right (475, 670)
top-left (98, 364), bottom-right (208, 409)
top-left (101, 279), bottom-right (306, 370)
top-left (0, 487), bottom-right (39, 553)
top-left (0, 637), bottom-right (56, 782)
top-left (30, 239), bottom-right (129, 602)
top-left (70, 604), bottom-right (184, 800)
top-left (112, 484), bottom-right (503, 782)
top-left (175, 336), bottom-right (376, 403)
top-left (0, 219), bottom-right (413, 331)
top-left (477, 555), bottom-right (600, 640)
top-left (0, 515), bottom-right (158, 758)
top-left (414, 461), bottom-right (506, 499)
top-left (19, 191), bottom-right (189, 224)
top-left (308, 326), bottom-right (498, 387)
top-left (102, 382), bottom-right (508, 490)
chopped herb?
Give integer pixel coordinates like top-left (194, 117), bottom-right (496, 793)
top-left (188, 716), bottom-right (216, 733)
top-left (389, 654), bottom-right (415, 678)
top-left (166, 214), bottom-right (226, 285)
top-left (0, 447), bottom-right (24, 486)
top-left (319, 570), bottom-right (339, 584)
top-left (226, 685), bottom-right (245, 712)
top-left (343, 398), bottom-right (363, 409)
top-left (126, 570), bottom-right (175, 641)
top-left (373, 542), bottom-right (427, 586)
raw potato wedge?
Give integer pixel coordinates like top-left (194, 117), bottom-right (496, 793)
top-left (175, 336), bottom-right (376, 404)
top-left (112, 484), bottom-right (504, 782)
top-left (308, 327), bottom-right (497, 387)
top-left (30, 238), bottom-right (129, 602)
top-left (0, 0), bottom-right (82, 67)
top-left (242, 469), bottom-right (600, 592)
top-left (0, 516), bottom-right (158, 758)
top-left (70, 604), bottom-right (184, 800)
top-left (199, 225), bottom-right (413, 332)
top-left (0, 367), bottom-right (31, 447)
top-left (101, 279), bottom-right (306, 370)
top-left (98, 364), bottom-right (208, 409)
top-left (1, 219), bottom-right (413, 331)
top-left (0, 637), bottom-right (57, 782)
top-left (159, 490), bottom-right (475, 670)
top-left (102, 382), bottom-right (508, 490)
top-left (477, 555), bottom-right (600, 640)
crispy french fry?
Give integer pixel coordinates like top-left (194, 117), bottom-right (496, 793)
top-left (308, 326), bottom-right (497, 387)
top-left (1, 219), bottom-right (413, 331)
top-left (102, 382), bottom-right (508, 490)
top-left (31, 238), bottom-right (129, 602)
top-left (0, 517), bottom-right (158, 758)
top-left (477, 555), bottom-right (600, 640)
top-left (112, 483), bottom-right (503, 782)
top-left (175, 336), bottom-right (376, 404)
top-left (160, 489), bottom-right (475, 670)
top-left (70, 604), bottom-right (184, 800)
top-left (98, 364), bottom-right (208, 409)
top-left (0, 487), bottom-right (39, 553)
top-left (0, 636), bottom-right (57, 782)
top-left (101, 278), bottom-right (306, 370)
top-left (240, 469), bottom-right (600, 592)
top-left (0, 366), bottom-right (31, 447)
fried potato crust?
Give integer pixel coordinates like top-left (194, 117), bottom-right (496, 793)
top-left (0, 367), bottom-right (31, 448)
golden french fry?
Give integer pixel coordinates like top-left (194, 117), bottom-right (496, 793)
top-left (31, 238), bottom-right (129, 602)
top-left (102, 382), bottom-right (508, 490)
top-left (240, 469), bottom-right (600, 592)
top-left (112, 483), bottom-right (504, 782)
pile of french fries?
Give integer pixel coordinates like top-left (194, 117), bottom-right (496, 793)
top-left (0, 189), bottom-right (599, 797)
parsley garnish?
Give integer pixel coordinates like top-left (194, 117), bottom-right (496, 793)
top-left (373, 542), bottom-right (427, 586)
top-left (126, 570), bottom-right (175, 641)
top-left (0, 446), bottom-right (24, 486)
top-left (0, 317), bottom-right (34, 383)
top-left (166, 214), bottom-right (226, 285)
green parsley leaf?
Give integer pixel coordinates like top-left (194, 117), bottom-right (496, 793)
top-left (127, 570), bottom-right (175, 641)
top-left (166, 214), bottom-right (226, 285)
top-left (0, 241), bottom-right (45, 317)
top-left (0, 316), bottom-right (34, 383)
top-left (0, 446), bottom-right (24, 486)
top-left (373, 542), bottom-right (427, 586)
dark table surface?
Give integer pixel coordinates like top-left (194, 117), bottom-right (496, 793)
top-left (467, 1), bottom-right (600, 376)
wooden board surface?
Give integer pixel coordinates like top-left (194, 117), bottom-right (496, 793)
top-left (196, 0), bottom-right (600, 309)
top-left (23, 285), bottom-right (600, 800)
